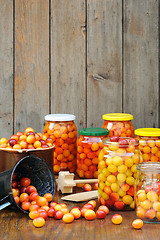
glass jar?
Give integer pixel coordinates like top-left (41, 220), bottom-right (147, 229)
top-left (102, 113), bottom-right (134, 138)
top-left (135, 162), bottom-right (160, 223)
top-left (98, 137), bottom-right (142, 210)
top-left (43, 114), bottom-right (77, 174)
top-left (77, 128), bottom-right (109, 179)
top-left (135, 128), bottom-right (160, 162)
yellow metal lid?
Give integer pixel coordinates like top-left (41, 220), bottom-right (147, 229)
top-left (102, 113), bottom-right (133, 121)
top-left (135, 128), bottom-right (160, 137)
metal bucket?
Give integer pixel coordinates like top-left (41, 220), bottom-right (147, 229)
top-left (0, 155), bottom-right (55, 213)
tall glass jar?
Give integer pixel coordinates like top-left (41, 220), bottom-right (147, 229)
top-left (135, 128), bottom-right (160, 162)
top-left (102, 113), bottom-right (134, 138)
top-left (77, 128), bottom-right (109, 179)
top-left (98, 137), bottom-right (142, 210)
top-left (135, 162), bottom-right (160, 223)
top-left (43, 114), bottom-right (77, 174)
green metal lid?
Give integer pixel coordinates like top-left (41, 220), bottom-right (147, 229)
top-left (79, 128), bottom-right (109, 136)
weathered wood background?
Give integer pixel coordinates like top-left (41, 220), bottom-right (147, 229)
top-left (0, 0), bottom-right (159, 139)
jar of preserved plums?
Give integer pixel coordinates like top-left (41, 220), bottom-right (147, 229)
top-left (102, 113), bottom-right (134, 138)
top-left (43, 114), bottom-right (77, 174)
top-left (135, 128), bottom-right (160, 162)
top-left (98, 136), bottom-right (142, 210)
top-left (135, 162), bottom-right (160, 223)
top-left (77, 128), bottom-right (109, 179)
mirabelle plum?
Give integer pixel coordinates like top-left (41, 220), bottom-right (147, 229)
top-left (145, 209), bottom-right (156, 219)
top-left (19, 141), bottom-right (28, 149)
top-left (60, 207), bottom-right (69, 215)
top-left (29, 192), bottom-right (39, 201)
top-left (156, 211), bottom-right (160, 220)
top-left (25, 127), bottom-right (34, 135)
top-left (29, 210), bottom-right (40, 219)
top-left (33, 217), bottom-right (45, 227)
top-left (19, 135), bottom-right (27, 141)
top-left (84, 209), bottom-right (96, 220)
top-left (54, 210), bottom-right (64, 219)
top-left (93, 182), bottom-right (98, 190)
top-left (153, 201), bottom-right (160, 212)
top-left (43, 193), bottom-right (53, 202)
top-left (70, 208), bottom-right (81, 219)
top-left (14, 196), bottom-right (20, 205)
top-left (137, 191), bottom-right (147, 202)
top-left (12, 180), bottom-right (18, 188)
top-left (35, 133), bottom-right (42, 141)
top-left (96, 210), bottom-right (106, 219)
top-left (114, 201), bottom-right (125, 210)
top-left (147, 191), bottom-right (158, 202)
top-left (10, 135), bottom-right (19, 141)
top-left (63, 213), bottom-right (74, 223)
top-left (26, 185), bottom-right (37, 195)
top-left (8, 139), bottom-right (17, 147)
top-left (140, 200), bottom-right (152, 210)
top-left (33, 141), bottom-right (41, 148)
top-left (54, 204), bottom-right (62, 211)
top-left (41, 206), bottom-right (49, 212)
top-left (83, 184), bottom-right (92, 191)
top-left (50, 201), bottom-right (57, 208)
top-left (36, 197), bottom-right (48, 207)
top-left (20, 177), bottom-right (31, 187)
top-left (59, 203), bottom-right (67, 208)
top-left (13, 144), bottom-right (21, 149)
top-left (98, 205), bottom-right (109, 215)
top-left (29, 204), bottom-right (39, 212)
top-left (38, 210), bottom-right (48, 220)
top-left (21, 201), bottom-right (31, 211)
top-left (19, 193), bottom-right (29, 202)
top-left (0, 137), bottom-right (8, 145)
top-left (48, 208), bottom-right (55, 217)
top-left (26, 135), bottom-right (36, 144)
top-left (88, 200), bottom-right (97, 208)
top-left (110, 193), bottom-right (119, 203)
top-left (80, 207), bottom-right (88, 217)
top-left (132, 219), bottom-right (143, 229)
top-left (111, 214), bottom-right (123, 224)
top-left (12, 188), bottom-right (19, 197)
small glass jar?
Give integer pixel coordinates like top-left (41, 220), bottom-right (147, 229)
top-left (43, 114), bottom-right (77, 174)
top-left (135, 162), bottom-right (160, 223)
top-left (98, 137), bottom-right (142, 210)
top-left (77, 128), bottom-right (109, 179)
top-left (102, 113), bottom-right (134, 138)
top-left (135, 128), bottom-right (160, 162)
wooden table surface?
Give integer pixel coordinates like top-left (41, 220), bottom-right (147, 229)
top-left (0, 188), bottom-right (160, 240)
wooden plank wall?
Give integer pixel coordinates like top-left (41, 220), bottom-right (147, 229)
top-left (0, 1), bottom-right (13, 139)
top-left (87, 0), bottom-right (122, 127)
top-left (0, 0), bottom-right (159, 138)
top-left (15, 0), bottom-right (50, 133)
top-left (123, 0), bottom-right (159, 129)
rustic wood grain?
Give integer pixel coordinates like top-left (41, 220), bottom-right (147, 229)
top-left (14, 0), bottom-right (49, 133)
top-left (87, 0), bottom-right (123, 128)
top-left (0, 189), bottom-right (160, 240)
top-left (50, 0), bottom-right (86, 130)
top-left (0, 1), bottom-right (13, 138)
top-left (123, 0), bottom-right (159, 129)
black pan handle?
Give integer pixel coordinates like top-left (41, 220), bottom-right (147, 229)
top-left (0, 195), bottom-right (11, 210)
